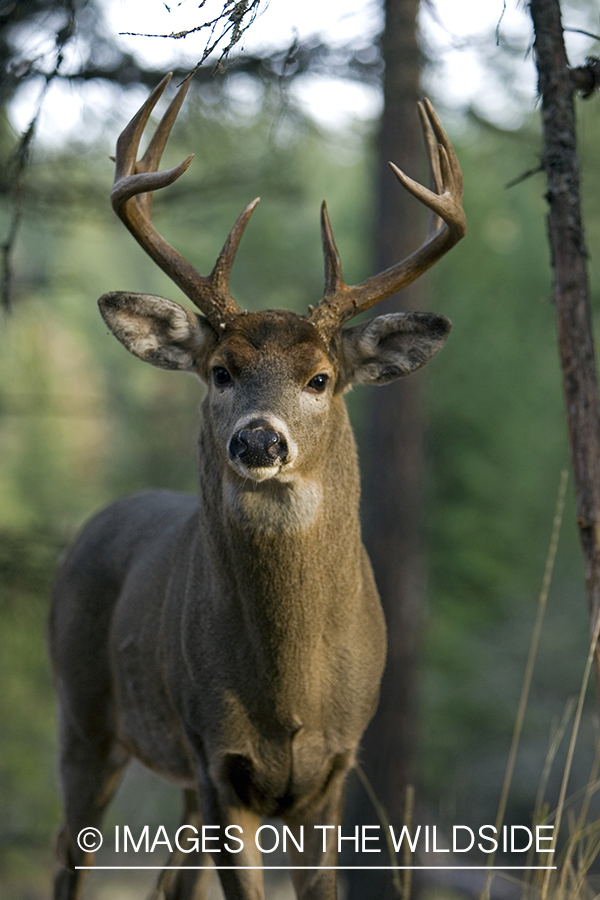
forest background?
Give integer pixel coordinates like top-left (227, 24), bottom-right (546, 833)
top-left (2, 0), bottom-right (600, 898)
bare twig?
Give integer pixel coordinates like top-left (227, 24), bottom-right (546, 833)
top-left (505, 163), bottom-right (544, 189)
top-left (496, 1), bottom-right (507, 47)
top-left (564, 27), bottom-right (600, 42)
top-left (1, 0), bottom-right (77, 311)
top-left (1, 118), bottom-right (36, 312)
top-left (120, 0), bottom-right (266, 72)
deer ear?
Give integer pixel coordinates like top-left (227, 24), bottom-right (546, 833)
top-left (98, 292), bottom-right (217, 373)
top-left (339, 311), bottom-right (452, 386)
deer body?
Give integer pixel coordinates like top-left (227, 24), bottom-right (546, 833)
top-left (50, 76), bottom-right (465, 900)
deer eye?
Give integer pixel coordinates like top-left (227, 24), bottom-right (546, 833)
top-left (213, 366), bottom-right (232, 386)
top-left (307, 373), bottom-right (329, 393)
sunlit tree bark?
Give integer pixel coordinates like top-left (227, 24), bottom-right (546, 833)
top-left (530, 0), bottom-right (600, 694)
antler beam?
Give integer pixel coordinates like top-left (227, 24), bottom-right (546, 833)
top-left (307, 99), bottom-right (466, 341)
top-left (111, 72), bottom-right (259, 330)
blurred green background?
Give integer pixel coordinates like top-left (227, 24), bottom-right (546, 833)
top-left (2, 21), bottom-right (600, 898)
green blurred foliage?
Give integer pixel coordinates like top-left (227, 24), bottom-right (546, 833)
top-left (2, 82), bottom-right (600, 895)
top-left (422, 113), bottom-right (599, 827)
top-left (0, 529), bottom-right (62, 898)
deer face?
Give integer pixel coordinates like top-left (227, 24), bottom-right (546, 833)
top-left (205, 312), bottom-right (336, 483)
top-left (99, 295), bottom-right (451, 486)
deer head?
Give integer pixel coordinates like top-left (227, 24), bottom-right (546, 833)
top-left (99, 73), bottom-right (466, 486)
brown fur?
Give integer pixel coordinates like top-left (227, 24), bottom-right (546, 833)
top-left (49, 303), bottom-right (450, 900)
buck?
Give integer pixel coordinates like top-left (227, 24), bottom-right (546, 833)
top-left (49, 74), bottom-right (465, 900)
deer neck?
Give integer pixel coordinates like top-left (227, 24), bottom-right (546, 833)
top-left (195, 397), bottom-right (364, 662)
top-left (188, 401), bottom-right (372, 734)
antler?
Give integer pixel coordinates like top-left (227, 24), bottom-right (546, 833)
top-left (307, 99), bottom-right (466, 341)
top-left (111, 72), bottom-right (259, 330)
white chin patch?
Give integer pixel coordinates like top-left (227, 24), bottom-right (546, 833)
top-left (229, 459), bottom-right (282, 482)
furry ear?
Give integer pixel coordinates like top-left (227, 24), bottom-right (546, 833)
top-left (98, 293), bottom-right (217, 372)
top-left (340, 311), bottom-right (451, 386)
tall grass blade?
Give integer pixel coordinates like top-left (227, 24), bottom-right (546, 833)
top-left (541, 586), bottom-right (600, 900)
top-left (481, 469), bottom-right (568, 900)
top-left (354, 762), bottom-right (403, 898)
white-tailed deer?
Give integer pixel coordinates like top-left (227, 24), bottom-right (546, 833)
top-left (49, 74), bottom-right (465, 900)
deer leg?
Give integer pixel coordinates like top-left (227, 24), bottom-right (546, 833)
top-left (284, 769), bottom-right (347, 900)
top-left (197, 778), bottom-right (264, 900)
top-left (149, 788), bottom-right (213, 900)
top-left (212, 807), bottom-right (264, 900)
top-left (53, 729), bottom-right (129, 900)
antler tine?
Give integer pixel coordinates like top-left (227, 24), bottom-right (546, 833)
top-left (417, 100), bottom-right (443, 238)
top-left (418, 101), bottom-right (443, 196)
top-left (111, 154), bottom-right (195, 213)
top-left (211, 198), bottom-right (260, 297)
top-left (113, 73), bottom-right (173, 183)
top-left (307, 100), bottom-right (466, 341)
top-left (111, 74), bottom-right (244, 328)
top-left (389, 144), bottom-right (454, 213)
top-left (135, 74), bottom-right (194, 218)
top-left (422, 97), bottom-right (463, 193)
top-left (320, 201), bottom-right (346, 297)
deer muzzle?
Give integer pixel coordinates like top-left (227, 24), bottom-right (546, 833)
top-left (229, 425), bottom-right (288, 469)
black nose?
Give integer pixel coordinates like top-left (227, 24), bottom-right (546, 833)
top-left (229, 428), bottom-right (288, 467)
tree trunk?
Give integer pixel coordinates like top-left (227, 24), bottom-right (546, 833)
top-left (364, 0), bottom-right (424, 801)
top-left (530, 0), bottom-right (600, 688)
top-left (346, 0), bottom-right (425, 896)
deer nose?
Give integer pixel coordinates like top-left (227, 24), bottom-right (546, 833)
top-left (229, 428), bottom-right (288, 467)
